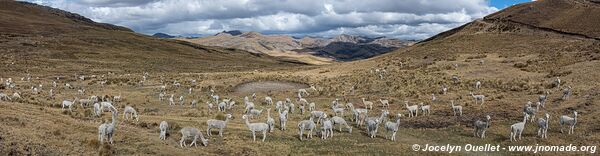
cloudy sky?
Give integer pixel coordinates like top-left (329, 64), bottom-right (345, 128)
top-left (25, 0), bottom-right (531, 39)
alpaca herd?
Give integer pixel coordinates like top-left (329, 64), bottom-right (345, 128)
top-left (0, 70), bottom-right (584, 152)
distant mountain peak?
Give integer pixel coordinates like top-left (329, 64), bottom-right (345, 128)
top-left (152, 33), bottom-right (175, 38)
top-left (215, 30), bottom-right (242, 36)
top-left (332, 34), bottom-right (372, 43)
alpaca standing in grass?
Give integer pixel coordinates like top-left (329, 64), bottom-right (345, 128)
top-left (537, 113), bottom-right (550, 139)
top-left (362, 98), bottom-right (374, 110)
top-left (554, 77), bottom-right (561, 88)
top-left (321, 117), bottom-right (333, 139)
top-left (242, 115), bottom-right (269, 142)
top-left (561, 86), bottom-right (572, 100)
top-left (298, 117), bottom-right (316, 141)
top-left (510, 113), bottom-right (530, 142)
top-left (419, 102), bottom-right (431, 116)
top-left (279, 109), bottom-right (289, 131)
top-left (441, 85), bottom-right (448, 95)
top-left (473, 115), bottom-right (491, 139)
top-left (62, 98), bottom-right (76, 112)
top-left (538, 91), bottom-right (549, 108)
top-left (206, 101), bottom-right (214, 113)
top-left (264, 96), bottom-right (273, 105)
top-left (384, 114), bottom-right (402, 141)
top-left (206, 114), bottom-right (232, 137)
top-left (523, 102), bottom-right (539, 122)
top-left (560, 111), bottom-right (578, 134)
top-left (93, 103), bottom-right (102, 117)
top-left (366, 119), bottom-right (380, 138)
top-left (168, 94), bottom-right (175, 106)
top-left (405, 101), bottom-right (418, 117)
top-left (266, 108), bottom-right (275, 132)
top-left (450, 100), bottom-right (463, 116)
top-left (470, 92), bottom-right (485, 106)
top-left (379, 99), bottom-right (390, 109)
top-left (98, 109), bottom-right (118, 144)
top-left (298, 89), bottom-right (309, 97)
top-left (310, 111), bottom-right (327, 125)
top-left (159, 121), bottom-right (168, 140)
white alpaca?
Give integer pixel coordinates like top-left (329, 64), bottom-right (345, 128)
top-left (158, 92), bottom-right (165, 101)
top-left (266, 108), bottom-right (275, 132)
top-left (362, 98), bottom-right (374, 110)
top-left (168, 94), bottom-right (175, 105)
top-left (510, 113), bottom-right (530, 142)
top-left (419, 102), bottom-right (431, 116)
top-left (441, 85), bottom-right (448, 95)
top-left (384, 114), bottom-right (402, 141)
top-left (475, 81), bottom-right (481, 90)
top-left (298, 117), bottom-right (316, 141)
top-left (321, 118), bottom-right (333, 139)
top-left (159, 121), bottom-right (168, 140)
top-left (248, 108), bottom-right (263, 119)
top-left (298, 89), bottom-right (309, 97)
top-left (93, 103), bottom-right (102, 117)
top-left (113, 93), bottom-right (122, 102)
top-left (405, 101), bottom-right (418, 117)
top-left (470, 92), bottom-right (485, 106)
top-left (473, 115), bottom-right (491, 138)
top-left (538, 91), bottom-right (549, 108)
top-left (242, 115), bottom-right (269, 142)
top-left (206, 114), bottom-right (232, 137)
top-left (123, 106), bottom-right (139, 121)
top-left (559, 111), bottom-right (578, 134)
top-left (206, 101), bottom-right (214, 113)
top-left (366, 119), bottom-right (380, 138)
top-left (100, 102), bottom-right (116, 112)
top-left (180, 127), bottom-right (208, 147)
top-left (450, 100), bottom-right (463, 116)
top-left (190, 100), bottom-right (198, 107)
top-left (537, 113), bottom-right (550, 139)
top-left (0, 93), bottom-right (11, 101)
top-left (12, 92), bottom-right (21, 100)
top-left (279, 109), bottom-right (289, 131)
top-left (178, 95), bottom-right (184, 106)
top-left (310, 111), bottom-right (327, 125)
top-left (331, 116), bottom-right (352, 133)
top-left (62, 99), bottom-right (76, 112)
top-left (218, 101), bottom-right (227, 111)
top-left (98, 109), bottom-right (118, 144)
top-left (379, 99), bottom-right (390, 108)
top-left (264, 96), bottom-right (273, 105)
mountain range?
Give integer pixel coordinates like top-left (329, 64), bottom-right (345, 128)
top-left (177, 31), bottom-right (415, 64)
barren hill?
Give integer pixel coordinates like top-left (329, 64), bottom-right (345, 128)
top-left (0, 1), bottom-right (300, 76)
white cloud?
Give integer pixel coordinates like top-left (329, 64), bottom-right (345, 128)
top-left (23, 0), bottom-right (499, 39)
